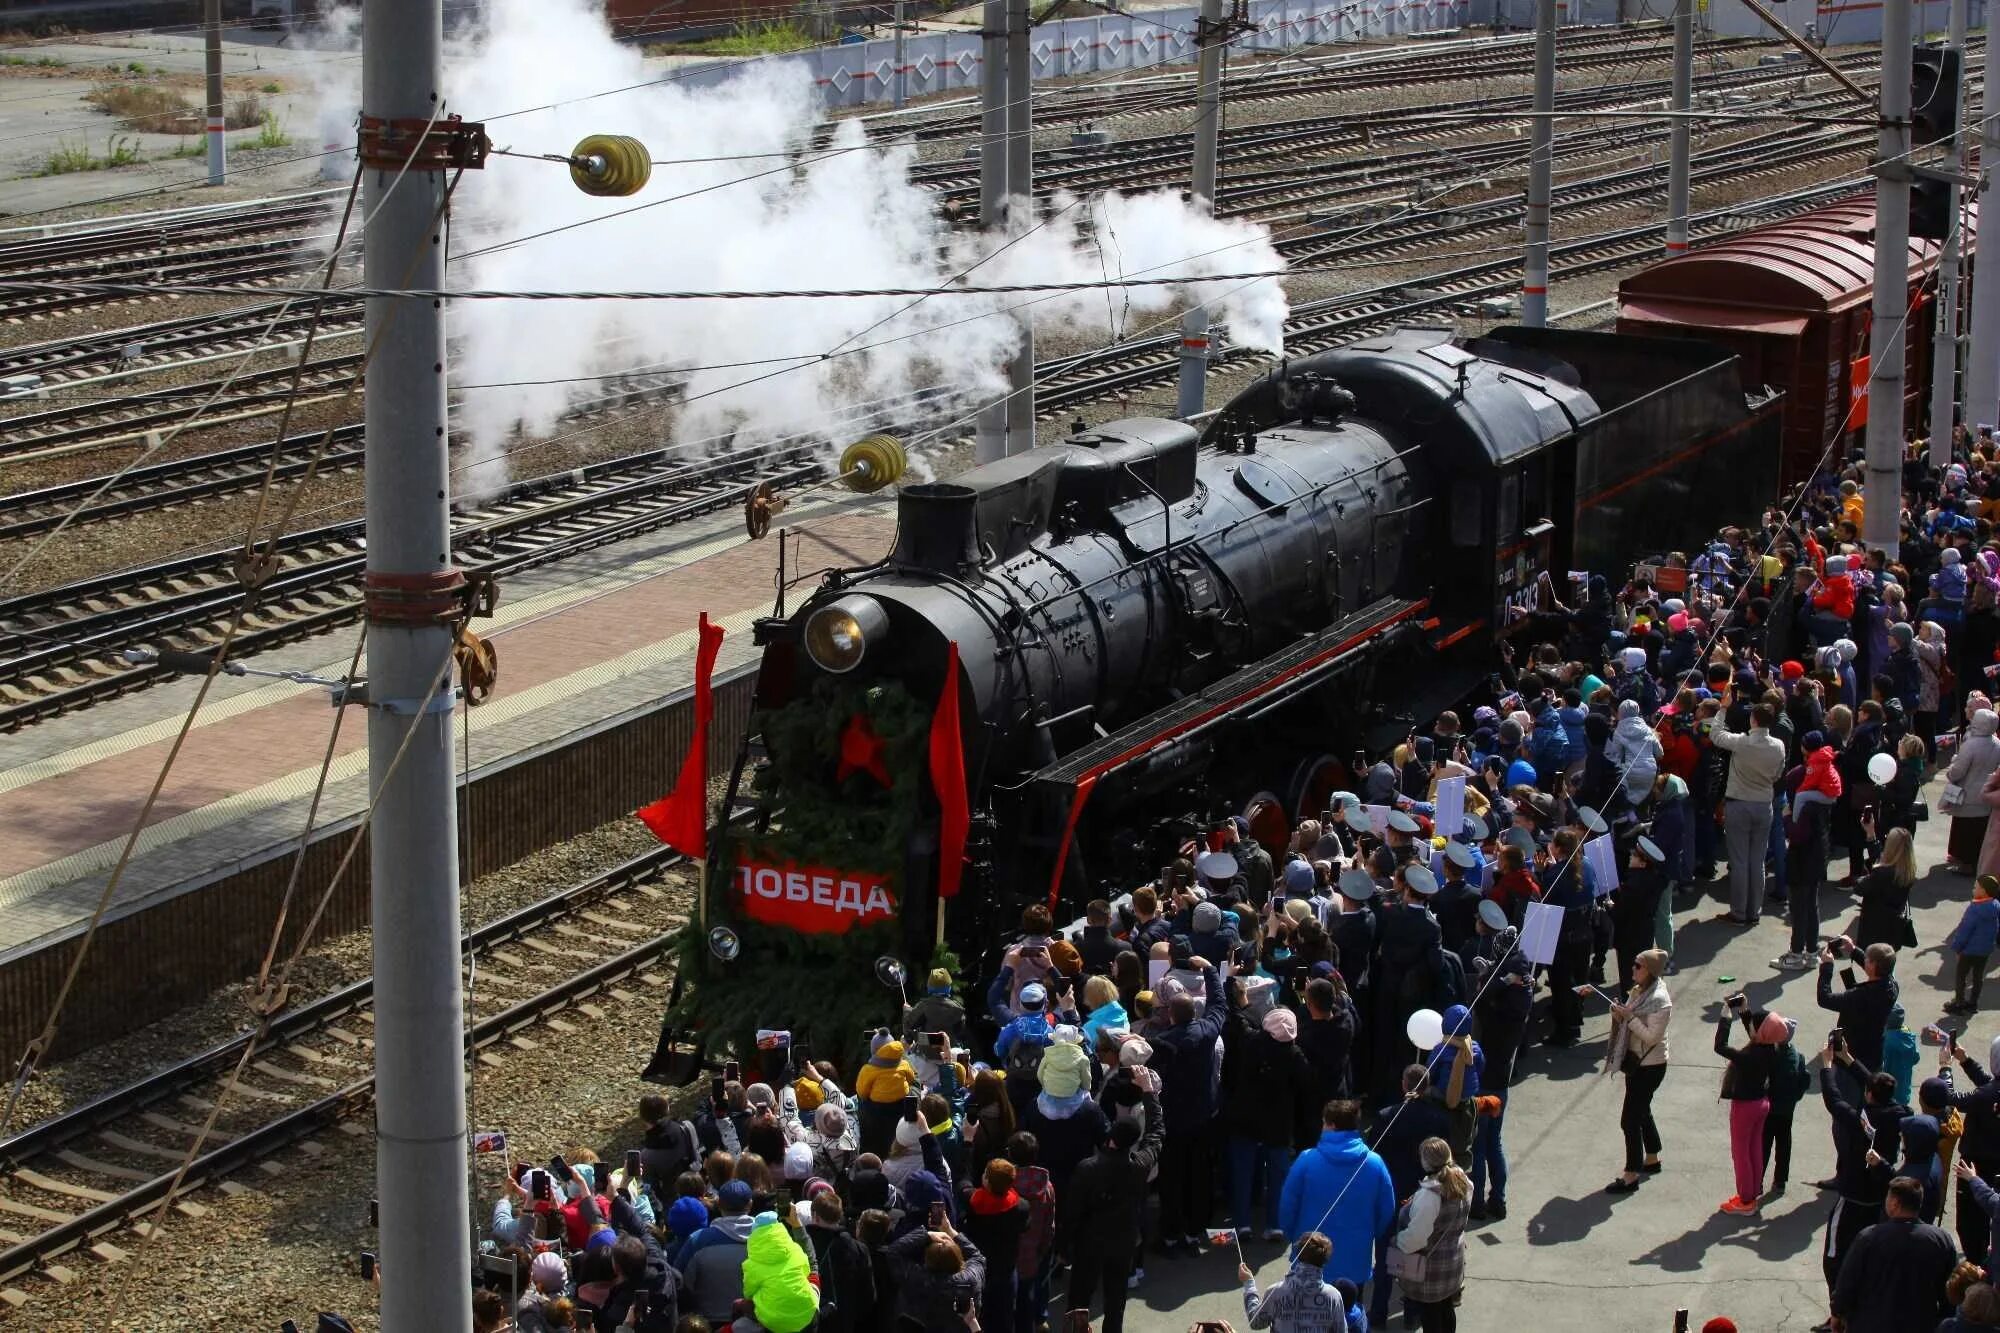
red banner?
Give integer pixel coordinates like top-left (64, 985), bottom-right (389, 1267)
top-left (733, 855), bottom-right (897, 934)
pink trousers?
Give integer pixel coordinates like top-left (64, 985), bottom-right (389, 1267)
top-left (1729, 1098), bottom-right (1769, 1203)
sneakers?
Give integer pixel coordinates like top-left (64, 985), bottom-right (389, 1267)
top-left (1469, 1201), bottom-right (1487, 1222)
top-left (1127, 1267), bottom-right (1145, 1289)
top-left (1262, 1229), bottom-right (1286, 1243)
top-left (1487, 1199), bottom-right (1507, 1221)
top-left (1719, 1195), bottom-right (1759, 1215)
top-left (1774, 951), bottom-right (1814, 971)
top-left (1182, 1233), bottom-right (1205, 1251)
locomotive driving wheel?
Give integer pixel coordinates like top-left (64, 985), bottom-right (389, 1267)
top-left (1289, 753), bottom-right (1354, 826)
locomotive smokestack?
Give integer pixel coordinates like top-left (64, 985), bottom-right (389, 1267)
top-left (892, 483), bottom-right (982, 575)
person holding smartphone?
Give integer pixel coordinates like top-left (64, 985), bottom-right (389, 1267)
top-left (884, 1207), bottom-right (988, 1331)
top-left (1713, 997), bottom-right (1783, 1215)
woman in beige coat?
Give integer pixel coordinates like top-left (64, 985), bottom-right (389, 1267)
top-left (1978, 766), bottom-right (2000, 879)
top-left (1603, 948), bottom-right (1673, 1195)
top-left (1945, 709), bottom-right (2000, 871)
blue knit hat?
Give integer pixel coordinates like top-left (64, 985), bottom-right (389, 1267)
top-left (667, 1195), bottom-right (709, 1236)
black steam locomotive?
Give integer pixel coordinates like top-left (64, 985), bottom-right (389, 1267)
top-left (702, 324), bottom-right (1780, 1002)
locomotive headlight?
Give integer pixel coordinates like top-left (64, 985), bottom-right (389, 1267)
top-left (803, 594), bottom-right (887, 674)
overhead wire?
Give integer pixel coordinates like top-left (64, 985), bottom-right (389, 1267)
top-left (0, 116), bottom-right (461, 1144)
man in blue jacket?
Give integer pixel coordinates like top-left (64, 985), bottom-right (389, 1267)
top-left (1278, 1098), bottom-right (1397, 1298)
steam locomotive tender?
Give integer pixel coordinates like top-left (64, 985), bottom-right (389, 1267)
top-left (732, 325), bottom-right (1781, 979)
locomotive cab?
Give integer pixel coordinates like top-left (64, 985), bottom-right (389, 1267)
top-left (1279, 329), bottom-right (1598, 642)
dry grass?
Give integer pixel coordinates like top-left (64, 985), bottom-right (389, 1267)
top-left (83, 80), bottom-right (268, 135)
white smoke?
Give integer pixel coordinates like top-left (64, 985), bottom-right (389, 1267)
top-left (319, 0), bottom-right (1289, 490)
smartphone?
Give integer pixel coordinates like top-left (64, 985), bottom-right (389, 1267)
top-left (548, 1153), bottom-right (572, 1182)
top-left (283, 1322), bottom-right (301, 1333)
top-left (632, 1290), bottom-right (650, 1320)
top-left (1840, 966), bottom-right (1858, 990)
top-left (624, 1149), bottom-right (642, 1179)
top-left (954, 1292), bottom-right (974, 1316)
top-left (711, 1074), bottom-right (728, 1105)
top-left (531, 1170), bottom-right (552, 1202)
top-left (370, 1196), bottom-right (380, 1227)
top-left (929, 1200), bottom-right (947, 1230)
top-left (1673, 1312), bottom-right (1689, 1333)
top-left (360, 1251), bottom-right (377, 1282)
top-left (903, 1093), bottom-right (921, 1123)
top-left (725, 1059), bottom-right (742, 1083)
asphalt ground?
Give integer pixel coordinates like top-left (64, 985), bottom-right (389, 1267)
top-left (1093, 779), bottom-right (1969, 1332)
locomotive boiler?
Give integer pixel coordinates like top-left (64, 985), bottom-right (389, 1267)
top-left (661, 324), bottom-right (1781, 1060)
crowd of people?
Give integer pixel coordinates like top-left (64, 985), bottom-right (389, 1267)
top-left (462, 435), bottom-right (2000, 1333)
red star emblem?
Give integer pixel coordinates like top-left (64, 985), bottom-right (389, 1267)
top-left (836, 712), bottom-right (890, 786)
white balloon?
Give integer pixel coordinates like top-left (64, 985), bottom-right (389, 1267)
top-left (1406, 1008), bottom-right (1445, 1050)
top-left (1867, 752), bottom-right (1898, 786)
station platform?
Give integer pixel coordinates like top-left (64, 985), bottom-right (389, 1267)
top-left (0, 493), bottom-right (898, 967)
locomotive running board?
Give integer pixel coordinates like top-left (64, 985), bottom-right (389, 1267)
top-left (1034, 596), bottom-right (1425, 905)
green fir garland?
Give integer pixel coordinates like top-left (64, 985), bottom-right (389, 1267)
top-left (667, 675), bottom-right (935, 1074)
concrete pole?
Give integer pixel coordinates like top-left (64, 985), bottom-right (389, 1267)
top-left (1003, 0), bottom-right (1036, 455)
top-left (203, 0), bottom-right (225, 186)
top-left (1928, 0), bottom-right (1967, 466)
top-left (360, 0), bottom-right (470, 1326)
top-left (1522, 0), bottom-right (1555, 325)
top-left (893, 0), bottom-right (907, 110)
top-left (1863, 0), bottom-right (1912, 551)
top-left (1965, 3), bottom-right (2000, 434)
top-left (1666, 0), bottom-right (1692, 258)
top-left (975, 0), bottom-right (1009, 463)
top-left (1177, 0), bottom-right (1225, 420)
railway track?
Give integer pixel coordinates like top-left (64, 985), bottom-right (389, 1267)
top-left (0, 122), bottom-right (1869, 563)
top-left (0, 193), bottom-right (350, 324)
top-left (0, 29), bottom-right (1768, 335)
top-left (911, 41), bottom-right (1897, 210)
top-left (0, 442), bottom-right (822, 730)
top-left (0, 843), bottom-right (701, 1295)
top-left (0, 41), bottom-right (1872, 405)
top-left (894, 22), bottom-right (1759, 141)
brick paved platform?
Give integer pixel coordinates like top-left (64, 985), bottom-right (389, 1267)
top-left (0, 495), bottom-right (896, 964)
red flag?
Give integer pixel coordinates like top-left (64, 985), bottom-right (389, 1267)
top-left (929, 641), bottom-right (970, 899)
top-left (637, 613), bottom-right (725, 859)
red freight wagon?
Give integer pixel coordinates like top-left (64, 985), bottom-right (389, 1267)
top-left (1616, 197), bottom-right (1974, 488)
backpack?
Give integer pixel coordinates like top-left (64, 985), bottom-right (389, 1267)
top-left (1005, 1021), bottom-right (1050, 1087)
top-left (1772, 1043), bottom-right (1812, 1106)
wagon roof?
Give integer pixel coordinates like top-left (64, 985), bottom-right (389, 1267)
top-left (1618, 195), bottom-right (1976, 318)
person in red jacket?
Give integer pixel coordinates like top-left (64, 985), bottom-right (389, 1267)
top-left (1486, 841), bottom-right (1541, 926)
top-left (1656, 699), bottom-right (1701, 785)
top-left (1811, 553), bottom-right (1858, 634)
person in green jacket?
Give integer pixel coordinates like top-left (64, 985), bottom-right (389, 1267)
top-left (1761, 1014), bottom-right (1816, 1195)
top-left (1882, 1003), bottom-right (1922, 1106)
top-left (741, 1211), bottom-right (820, 1333)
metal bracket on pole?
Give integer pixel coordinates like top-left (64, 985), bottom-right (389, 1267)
top-left (365, 569), bottom-right (470, 624)
top-left (361, 685), bottom-right (461, 716)
top-left (1908, 162), bottom-right (1984, 190)
top-left (356, 114), bottom-right (491, 171)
